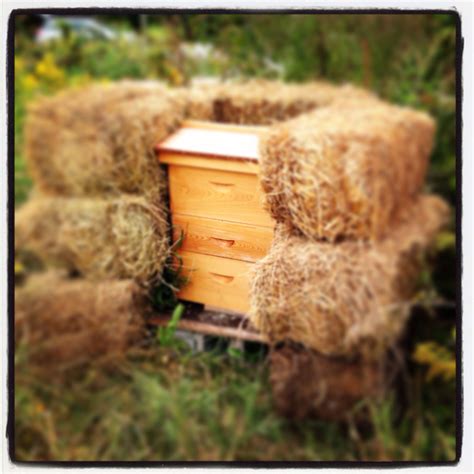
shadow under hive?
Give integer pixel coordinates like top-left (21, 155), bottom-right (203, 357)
top-left (157, 120), bottom-right (274, 314)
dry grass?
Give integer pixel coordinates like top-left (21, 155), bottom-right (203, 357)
top-left (24, 79), bottom-right (379, 202)
top-left (259, 97), bottom-right (435, 242)
top-left (15, 195), bottom-right (170, 282)
top-left (249, 195), bottom-right (450, 358)
top-left (187, 78), bottom-right (375, 125)
top-left (182, 79), bottom-right (219, 121)
top-left (25, 80), bottom-right (186, 197)
top-left (15, 270), bottom-right (147, 374)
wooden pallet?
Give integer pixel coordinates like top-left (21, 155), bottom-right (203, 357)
top-left (147, 305), bottom-right (266, 344)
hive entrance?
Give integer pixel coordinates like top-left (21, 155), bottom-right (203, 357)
top-left (157, 120), bottom-right (275, 314)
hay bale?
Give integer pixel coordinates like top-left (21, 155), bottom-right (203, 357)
top-left (260, 98), bottom-right (436, 242)
top-left (25, 80), bottom-right (186, 197)
top-left (270, 343), bottom-right (387, 421)
top-left (249, 195), bottom-right (450, 358)
top-left (26, 80), bottom-right (169, 125)
top-left (183, 80), bottom-right (220, 121)
top-left (24, 79), bottom-right (376, 198)
top-left (187, 79), bottom-right (375, 125)
top-left (15, 195), bottom-right (170, 282)
top-left (15, 271), bottom-right (147, 372)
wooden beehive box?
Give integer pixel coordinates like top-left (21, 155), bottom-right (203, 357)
top-left (157, 121), bottom-right (274, 314)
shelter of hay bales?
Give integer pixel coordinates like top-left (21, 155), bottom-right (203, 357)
top-left (24, 79), bottom-right (376, 199)
top-left (18, 78), bottom-right (448, 369)
top-left (25, 78), bottom-right (434, 243)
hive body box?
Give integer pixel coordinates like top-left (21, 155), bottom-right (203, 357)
top-left (157, 121), bottom-right (274, 313)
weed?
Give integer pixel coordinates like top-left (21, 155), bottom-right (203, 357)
top-left (156, 303), bottom-right (185, 347)
top-left (149, 229), bottom-right (188, 312)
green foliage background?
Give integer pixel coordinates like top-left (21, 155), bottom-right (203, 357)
top-left (13, 13), bottom-right (458, 462)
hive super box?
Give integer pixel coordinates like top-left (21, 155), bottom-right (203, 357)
top-left (157, 121), bottom-right (274, 313)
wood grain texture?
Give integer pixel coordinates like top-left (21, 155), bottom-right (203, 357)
top-left (159, 152), bottom-right (260, 174)
top-left (148, 315), bottom-right (266, 342)
top-left (172, 214), bottom-right (274, 262)
top-left (168, 165), bottom-right (274, 227)
top-left (177, 251), bottom-right (253, 314)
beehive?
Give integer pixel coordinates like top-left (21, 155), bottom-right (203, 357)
top-left (157, 121), bottom-right (274, 313)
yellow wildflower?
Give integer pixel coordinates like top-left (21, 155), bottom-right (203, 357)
top-left (413, 341), bottom-right (456, 382)
top-left (70, 73), bottom-right (92, 86)
top-left (167, 64), bottom-right (184, 86)
top-left (22, 73), bottom-right (39, 91)
top-left (14, 260), bottom-right (24, 274)
top-left (435, 230), bottom-right (455, 252)
top-left (35, 53), bottom-right (65, 84)
top-left (14, 57), bottom-right (24, 72)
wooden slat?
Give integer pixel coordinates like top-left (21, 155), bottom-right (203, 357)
top-left (168, 165), bottom-right (274, 227)
top-left (159, 152), bottom-right (260, 174)
top-left (177, 251), bottom-right (253, 314)
top-left (172, 214), bottom-right (273, 263)
top-left (148, 315), bottom-right (267, 343)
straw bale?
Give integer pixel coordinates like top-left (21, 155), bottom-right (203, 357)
top-left (15, 271), bottom-right (147, 372)
top-left (259, 98), bottom-right (436, 242)
top-left (25, 80), bottom-right (186, 197)
top-left (15, 195), bottom-right (170, 283)
top-left (26, 80), bottom-right (169, 123)
top-left (24, 79), bottom-right (377, 199)
top-left (249, 195), bottom-right (449, 358)
top-left (270, 343), bottom-right (387, 421)
top-left (103, 94), bottom-right (184, 195)
top-left (187, 79), bottom-right (375, 125)
top-left (182, 80), bottom-right (219, 121)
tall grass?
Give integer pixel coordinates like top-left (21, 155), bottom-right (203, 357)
top-left (14, 337), bottom-right (456, 462)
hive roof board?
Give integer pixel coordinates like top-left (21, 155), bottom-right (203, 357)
top-left (156, 120), bottom-right (267, 162)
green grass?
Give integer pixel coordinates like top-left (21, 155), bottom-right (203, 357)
top-left (14, 335), bottom-right (456, 462)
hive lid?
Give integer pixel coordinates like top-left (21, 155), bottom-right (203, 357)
top-left (156, 120), bottom-right (267, 162)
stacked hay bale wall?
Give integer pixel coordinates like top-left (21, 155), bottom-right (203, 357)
top-left (24, 79), bottom-right (376, 200)
top-left (17, 80), bottom-right (450, 416)
top-left (25, 80), bottom-right (186, 198)
top-left (186, 78), bottom-right (376, 124)
top-left (20, 79), bottom-right (378, 283)
top-left (15, 195), bottom-right (169, 283)
top-left (20, 80), bottom-right (186, 283)
top-left (259, 98), bottom-right (435, 242)
top-left (15, 271), bottom-right (147, 373)
top-left (249, 195), bottom-right (449, 359)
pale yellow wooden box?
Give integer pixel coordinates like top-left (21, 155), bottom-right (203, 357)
top-left (157, 121), bottom-right (274, 314)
